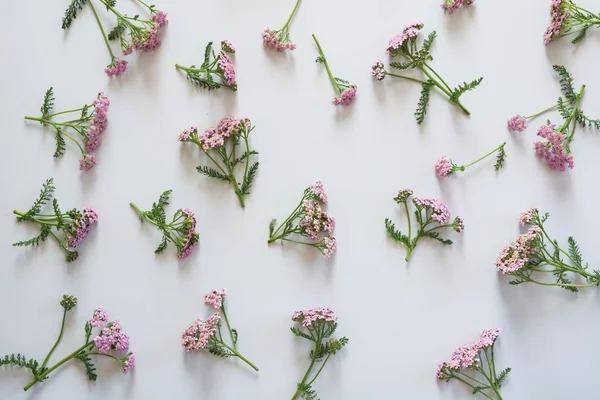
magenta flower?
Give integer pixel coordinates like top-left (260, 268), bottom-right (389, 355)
top-left (105, 58), bottom-right (128, 76)
top-left (217, 51), bottom-right (236, 86)
top-left (371, 61), bottom-right (385, 81)
top-left (518, 207), bottom-right (539, 226)
top-left (121, 352), bottom-right (135, 374)
top-left (221, 40), bottom-right (235, 53)
top-left (176, 41), bottom-right (238, 91)
top-left (311, 35), bottom-right (357, 106)
top-left (434, 142), bottom-right (506, 178)
top-left (441, 0), bottom-right (474, 14)
top-left (150, 10), bottom-right (168, 27)
top-left (130, 190), bottom-right (200, 259)
top-left (89, 307), bottom-right (109, 328)
top-left (534, 123), bottom-right (574, 171)
top-left (79, 153), bottom-right (97, 171)
top-left (507, 115), bottom-right (527, 132)
top-left (437, 328), bottom-right (508, 399)
top-left (386, 190), bottom-right (462, 261)
top-left (386, 23), bottom-right (423, 55)
top-left (543, 0), bottom-right (600, 45)
top-left (495, 226), bottom-right (540, 274)
top-left (183, 291), bottom-right (259, 371)
top-left (269, 182), bottom-right (337, 259)
top-left (262, 0), bottom-right (301, 52)
top-left (434, 156), bottom-right (453, 178)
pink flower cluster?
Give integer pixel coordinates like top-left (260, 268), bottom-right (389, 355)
top-left (105, 58), bottom-right (128, 77)
top-left (441, 0), bottom-right (474, 14)
top-left (412, 197), bottom-right (451, 224)
top-left (67, 207), bottom-right (99, 248)
top-left (122, 352), bottom-right (135, 374)
top-left (436, 328), bottom-right (500, 380)
top-left (217, 51), bottom-right (236, 86)
top-left (197, 117), bottom-right (250, 152)
top-left (332, 85), bottom-right (357, 106)
top-left (89, 307), bottom-right (109, 328)
top-left (299, 201), bottom-right (335, 238)
top-left (324, 236), bottom-right (337, 259)
top-left (434, 156), bottom-right (454, 178)
top-left (79, 153), bottom-right (97, 171)
top-left (93, 320), bottom-right (130, 354)
top-left (84, 92), bottom-right (110, 153)
top-left (181, 313), bottom-right (221, 351)
top-left (507, 115), bottom-right (527, 132)
top-left (310, 181), bottom-right (328, 203)
top-left (385, 23), bottom-right (423, 55)
top-left (495, 226), bottom-right (541, 274)
top-left (534, 124), bottom-right (574, 171)
top-left (544, 0), bottom-right (568, 45)
top-left (291, 307), bottom-right (337, 327)
top-left (177, 208), bottom-right (199, 260)
top-left (371, 61), bottom-right (385, 81)
top-left (177, 126), bottom-right (198, 142)
top-left (262, 28), bottom-right (296, 51)
top-left (204, 288), bottom-right (227, 309)
top-left (452, 216), bottom-right (465, 233)
top-left (519, 207), bottom-right (538, 226)
top-left (151, 10), bottom-right (168, 28)
top-left (221, 40), bottom-right (235, 53)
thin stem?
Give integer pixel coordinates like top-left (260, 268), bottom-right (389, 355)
top-left (424, 63), bottom-right (452, 92)
top-left (384, 71), bottom-right (428, 85)
top-left (13, 211), bottom-right (60, 226)
top-left (463, 142), bottom-right (506, 169)
top-left (527, 278), bottom-right (596, 288)
top-left (312, 34), bottom-right (339, 92)
top-left (281, 237), bottom-right (319, 247)
top-left (175, 64), bottom-right (203, 72)
top-left (88, 0), bottom-right (115, 59)
top-left (306, 353), bottom-right (332, 386)
top-left (525, 105), bottom-right (558, 120)
top-left (135, 0), bottom-right (153, 10)
top-left (291, 340), bottom-right (319, 400)
top-left (221, 306), bottom-right (236, 350)
top-left (455, 370), bottom-right (489, 388)
top-left (404, 201), bottom-right (412, 244)
top-left (418, 65), bottom-right (471, 115)
top-left (270, 199), bottom-right (306, 239)
top-left (558, 84), bottom-right (585, 135)
top-left (282, 0), bottom-right (302, 31)
top-left (46, 108), bottom-right (86, 118)
top-left (41, 309), bottom-right (68, 370)
top-left (220, 342), bottom-right (259, 371)
top-left (449, 373), bottom-right (495, 400)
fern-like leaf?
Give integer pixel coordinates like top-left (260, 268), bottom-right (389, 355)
top-left (415, 79), bottom-right (434, 124)
top-left (423, 230), bottom-right (453, 245)
top-left (186, 71), bottom-right (221, 90)
top-left (155, 236), bottom-right (168, 254)
top-left (241, 162), bottom-right (259, 195)
top-left (298, 383), bottom-right (318, 400)
top-left (290, 327), bottom-right (314, 342)
top-left (576, 111), bottom-right (600, 129)
top-left (107, 19), bottom-right (126, 40)
top-left (269, 219), bottom-right (276, 237)
top-left (334, 77), bottom-right (349, 85)
top-left (196, 165), bottom-right (229, 181)
top-left (421, 31), bottom-right (436, 55)
top-left (40, 87), bottom-right (55, 120)
top-left (472, 385), bottom-right (489, 394)
top-left (571, 25), bottom-right (589, 44)
top-left (496, 367), bottom-right (511, 387)
top-left (494, 145), bottom-right (506, 171)
top-left (557, 97), bottom-right (572, 120)
top-left (148, 190), bottom-right (171, 225)
top-left (52, 198), bottom-right (63, 226)
top-left (553, 65), bottom-right (577, 103)
top-left (53, 130), bottom-right (67, 158)
top-left (18, 179), bottom-right (55, 222)
top-left (62, 0), bottom-right (88, 29)
top-left (0, 354), bottom-right (40, 375)
top-left (231, 329), bottom-right (238, 344)
top-left (12, 225), bottom-right (51, 247)
top-left (233, 151), bottom-right (259, 166)
top-left (389, 61), bottom-right (416, 70)
top-left (385, 218), bottom-right (410, 246)
top-left (74, 352), bottom-right (97, 381)
top-left (567, 237), bottom-right (584, 269)
top-left (450, 77), bottom-right (483, 102)
top-left (202, 42), bottom-right (213, 69)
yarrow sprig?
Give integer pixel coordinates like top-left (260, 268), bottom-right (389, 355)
top-left (496, 208), bottom-right (600, 292)
top-left (262, 0), bottom-right (301, 51)
top-left (436, 329), bottom-right (510, 400)
top-left (290, 307), bottom-right (348, 400)
top-left (182, 289), bottom-right (259, 371)
top-left (434, 142), bottom-right (506, 178)
top-left (24, 87), bottom-right (109, 170)
top-left (130, 190), bottom-right (199, 259)
top-left (441, 0), bottom-right (474, 14)
top-left (178, 118), bottom-right (259, 208)
top-left (268, 182), bottom-right (337, 258)
top-left (385, 189), bottom-right (463, 261)
top-left (12, 179), bottom-right (98, 263)
top-left (61, 0), bottom-right (167, 76)
top-left (175, 41), bottom-right (237, 91)
top-left (507, 65), bottom-right (598, 171)
top-left (372, 23), bottom-right (483, 124)
top-left (312, 34), bottom-right (357, 106)
top-left (1, 294), bottom-right (134, 392)
top-left (544, 0), bottom-right (600, 45)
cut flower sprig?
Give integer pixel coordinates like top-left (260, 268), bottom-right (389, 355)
top-left (130, 190), bottom-right (199, 259)
top-left (61, 0), bottom-right (167, 76)
top-left (1, 294), bottom-right (134, 392)
top-left (175, 41), bottom-right (237, 91)
top-left (178, 118), bottom-right (259, 208)
top-left (544, 0), bottom-right (600, 45)
top-left (268, 181), bottom-right (337, 258)
top-left (24, 87), bottom-right (109, 170)
top-left (262, 0), bottom-right (301, 51)
top-left (496, 207), bottom-right (600, 292)
top-left (13, 179), bottom-right (98, 263)
top-left (441, 0), bottom-right (474, 14)
top-left (312, 34), bottom-right (357, 106)
top-left (385, 189), bottom-right (463, 261)
top-left (182, 289), bottom-right (259, 371)
top-left (507, 65), bottom-right (599, 171)
top-left (372, 23), bottom-right (483, 124)
top-left (437, 329), bottom-right (510, 400)
top-left (290, 307), bottom-right (348, 400)
top-left (434, 142), bottom-right (506, 178)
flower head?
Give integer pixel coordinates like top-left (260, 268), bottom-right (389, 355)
top-left (309, 181), bottom-right (328, 203)
top-left (178, 126), bottom-right (198, 142)
top-left (534, 124), bottom-right (574, 171)
top-left (204, 288), bottom-right (227, 309)
top-left (507, 115), bottom-right (527, 132)
top-left (197, 117), bottom-right (247, 152)
top-left (519, 207), bottom-right (538, 226)
top-left (262, 28), bottom-right (296, 51)
top-left (436, 364), bottom-right (445, 380)
top-left (67, 207), bottom-right (99, 248)
top-left (177, 208), bottom-right (199, 260)
top-left (393, 189), bottom-right (413, 203)
top-left (412, 197), bottom-right (451, 224)
top-left (324, 236), bottom-right (337, 259)
top-left (181, 313), bottom-right (221, 351)
top-left (473, 328), bottom-right (501, 350)
top-left (452, 216), bottom-right (465, 233)
top-left (94, 320), bottom-right (130, 353)
top-left (447, 344), bottom-right (478, 369)
top-left (89, 307), bottom-right (109, 328)
top-left (105, 58), bottom-right (128, 76)
top-left (371, 61), bottom-right (385, 81)
top-left (151, 10), bottom-right (168, 27)
top-left (292, 307), bottom-right (337, 327)
top-left (441, 0), bottom-right (474, 14)
top-left (434, 156), bottom-right (454, 178)
top-left (386, 23), bottom-right (423, 55)
top-left (495, 226), bottom-right (541, 274)
top-left (60, 294), bottom-right (78, 311)
top-left (332, 85), bottom-right (357, 107)
top-left (121, 352), bottom-right (135, 374)
top-left (79, 153), bottom-right (96, 171)
top-left (217, 51), bottom-right (236, 87)
top-left (221, 40), bottom-right (235, 53)
top-left (544, 0), bottom-right (568, 45)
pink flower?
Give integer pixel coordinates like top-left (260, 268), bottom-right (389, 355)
top-left (181, 313), bottom-right (221, 351)
top-left (495, 226), bottom-right (541, 274)
top-left (122, 352), bottom-right (135, 374)
top-left (291, 307), bottom-right (337, 327)
top-left (412, 197), bottom-right (451, 224)
top-left (89, 307), bottom-right (108, 328)
top-left (67, 207), bottom-right (99, 248)
top-left (507, 115), bottom-right (527, 132)
top-left (434, 156), bottom-right (453, 178)
top-left (221, 40), bottom-right (235, 53)
top-left (386, 23), bottom-right (423, 55)
top-left (177, 208), bottom-right (199, 260)
top-left (452, 216), bottom-right (465, 233)
top-left (262, 27), bottom-right (296, 52)
top-left (178, 126), bottom-right (198, 142)
top-left (332, 85), bottom-right (357, 106)
top-left (473, 329), bottom-right (501, 350)
top-left (204, 288), bottom-right (227, 309)
top-left (324, 236), bottom-right (337, 258)
top-left (217, 51), bottom-right (236, 87)
top-left (93, 320), bottom-right (130, 354)
top-left (79, 153), bottom-right (96, 171)
top-left (436, 364), bottom-right (445, 380)
top-left (519, 207), bottom-right (538, 226)
top-left (136, 26), bottom-right (162, 52)
top-left (310, 181), bottom-right (328, 203)
top-left (371, 61), bottom-right (385, 81)
top-left (105, 59), bottom-right (128, 76)
top-left (448, 344), bottom-right (478, 369)
top-left (544, 0), bottom-right (568, 45)
top-left (441, 0), bottom-right (474, 14)
top-left (151, 10), bottom-right (168, 27)
top-left (534, 124), bottom-right (574, 171)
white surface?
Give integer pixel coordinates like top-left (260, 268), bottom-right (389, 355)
top-left (1, 0), bottom-right (600, 399)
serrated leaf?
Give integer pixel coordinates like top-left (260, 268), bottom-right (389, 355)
top-left (572, 25), bottom-right (589, 44)
top-left (240, 162), bottom-right (259, 195)
top-left (40, 87), bottom-right (55, 119)
top-left (53, 130), bottom-right (66, 158)
top-left (423, 230), bottom-right (453, 245)
top-left (202, 42), bottom-right (213, 69)
top-left (552, 65), bottom-right (577, 104)
top-left (12, 225), bottom-right (51, 247)
top-left (74, 352), bottom-right (97, 381)
top-left (19, 179), bottom-right (55, 222)
top-left (0, 353), bottom-right (41, 375)
top-left (497, 367), bottom-right (511, 387)
top-left (567, 237), bottom-right (584, 269)
top-left (269, 219), bottom-right (276, 237)
top-left (389, 61), bottom-right (415, 70)
top-left (384, 218), bottom-right (410, 246)
top-left (154, 236), bottom-right (168, 254)
top-left (62, 0), bottom-right (88, 30)
top-left (415, 79), bottom-right (434, 124)
top-left (196, 165), bottom-right (230, 181)
top-left (290, 327), bottom-right (314, 342)
top-left (450, 77), bottom-right (483, 102)
top-left (494, 145), bottom-right (506, 171)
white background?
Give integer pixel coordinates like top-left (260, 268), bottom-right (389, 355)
top-left (1, 0), bottom-right (600, 399)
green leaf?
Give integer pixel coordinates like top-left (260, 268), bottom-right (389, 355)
top-left (494, 145), bottom-right (506, 171)
top-left (19, 179), bottom-right (55, 222)
top-left (233, 151), bottom-right (259, 166)
top-left (241, 162), bottom-right (259, 195)
top-left (334, 77), bottom-right (349, 85)
top-left (497, 367), bottom-right (511, 387)
top-left (196, 165), bottom-right (229, 181)
top-left (385, 218), bottom-right (410, 246)
top-left (12, 225), bottom-right (51, 247)
top-left (185, 70), bottom-right (221, 90)
top-left (0, 354), bottom-right (41, 375)
top-left (571, 25), bottom-right (589, 44)
top-left (389, 61), bottom-right (416, 70)
top-left (557, 97), bottom-right (572, 120)
top-left (290, 327), bottom-right (314, 342)
top-left (52, 199), bottom-right (63, 225)
top-left (202, 42), bottom-right (213, 69)
top-left (315, 55), bottom-right (326, 63)
top-left (107, 19), bottom-right (126, 41)
top-left (567, 237), bottom-right (584, 269)
top-left (576, 110), bottom-right (600, 129)
top-left (74, 352), bottom-right (97, 381)
top-left (231, 328), bottom-right (238, 344)
top-left (53, 130), bottom-right (66, 158)
top-left (472, 385), bottom-right (489, 394)
top-left (269, 219), bottom-right (276, 237)
top-left (154, 236), bottom-right (168, 254)
top-left (450, 77), bottom-right (483, 102)
top-left (423, 230), bottom-right (453, 246)
top-left (298, 383), bottom-right (318, 400)
top-left (40, 87), bottom-right (55, 119)
top-left (62, 0), bottom-right (88, 30)
top-left (85, 321), bottom-right (92, 342)
top-left (552, 65), bottom-right (577, 104)
top-left (421, 31), bottom-right (436, 55)
top-left (415, 79), bottom-right (434, 124)
top-left (148, 190), bottom-right (171, 225)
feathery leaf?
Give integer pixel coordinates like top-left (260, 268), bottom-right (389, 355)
top-left (202, 42), bottom-right (213, 69)
top-left (415, 79), bottom-right (434, 124)
top-left (74, 352), bottom-right (97, 381)
top-left (12, 225), bottom-right (51, 247)
top-left (62, 0), bottom-right (88, 29)
top-left (567, 236), bottom-right (584, 269)
top-left (269, 219), bottom-right (276, 237)
top-left (53, 130), bottom-right (67, 158)
top-left (572, 25), bottom-right (589, 44)
top-left (19, 179), bottom-right (55, 222)
top-left (450, 77), bottom-right (483, 102)
top-left (240, 162), bottom-right (259, 195)
top-left (497, 367), bottom-right (511, 387)
top-left (196, 165), bottom-right (230, 181)
top-left (553, 65), bottom-right (577, 103)
top-left (494, 144), bottom-right (506, 171)
top-left (0, 354), bottom-right (41, 375)
top-left (40, 87), bottom-right (55, 120)
top-left (107, 19), bottom-right (126, 40)
top-left (423, 230), bottom-right (453, 246)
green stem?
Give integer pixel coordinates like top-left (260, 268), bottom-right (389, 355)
top-left (135, 0), bottom-right (153, 10)
top-left (312, 34), bottom-right (339, 92)
top-left (418, 65), bottom-right (470, 115)
top-left (130, 202), bottom-right (161, 228)
top-left (449, 373), bottom-right (496, 400)
top-left (220, 342), bottom-right (259, 371)
top-left (270, 199), bottom-right (306, 239)
top-left (282, 0), bottom-right (301, 31)
top-left (221, 306), bottom-right (236, 350)
top-left (306, 353), bottom-right (332, 386)
top-left (13, 211), bottom-right (60, 226)
top-left (384, 71), bottom-right (428, 85)
top-left (405, 244), bottom-right (415, 262)
top-left (46, 108), bottom-right (86, 118)
top-left (291, 341), bottom-right (319, 400)
top-left (40, 309), bottom-right (68, 370)
top-left (404, 201), bottom-right (412, 244)
top-left (89, 0), bottom-right (115, 60)
top-left (558, 84), bottom-right (585, 136)
top-left (423, 62), bottom-right (452, 92)
top-left (23, 342), bottom-right (92, 391)
top-left (463, 142), bottom-right (506, 169)
top-left (525, 105), bottom-right (558, 120)
top-left (527, 278), bottom-right (596, 288)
